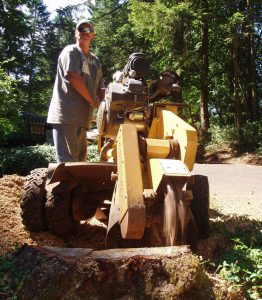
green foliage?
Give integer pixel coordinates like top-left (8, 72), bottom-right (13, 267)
top-left (204, 216), bottom-right (262, 299)
top-left (0, 144), bottom-right (56, 176)
top-left (206, 121), bottom-right (262, 153)
top-left (0, 0), bottom-right (260, 153)
top-left (129, 0), bottom-right (196, 75)
top-left (88, 143), bottom-right (100, 162)
top-left (206, 124), bottom-right (238, 151)
top-left (0, 0), bottom-right (29, 70)
top-left (241, 121), bottom-right (262, 153)
top-left (90, 0), bottom-right (147, 83)
top-left (219, 238), bottom-right (262, 299)
top-left (0, 62), bottom-right (23, 141)
top-left (0, 252), bottom-right (27, 299)
top-left (228, 12), bottom-right (246, 29)
top-left (183, 86), bottom-right (201, 121)
top-left (45, 5), bottom-right (78, 83)
top-left (0, 143), bottom-right (101, 176)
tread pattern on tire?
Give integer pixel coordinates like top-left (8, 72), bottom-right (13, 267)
top-left (45, 190), bottom-right (78, 237)
top-left (20, 168), bottom-right (48, 232)
top-left (187, 175), bottom-right (210, 239)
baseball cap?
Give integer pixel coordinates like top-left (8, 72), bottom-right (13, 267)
top-left (76, 19), bottom-right (94, 30)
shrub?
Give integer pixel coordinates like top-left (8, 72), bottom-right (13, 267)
top-left (205, 124), bottom-right (237, 151)
top-left (88, 143), bottom-right (100, 162)
top-left (0, 143), bottom-right (101, 176)
top-left (206, 121), bottom-right (262, 154)
top-left (218, 238), bottom-right (262, 299)
top-left (241, 121), bottom-right (262, 154)
top-left (0, 144), bottom-right (56, 176)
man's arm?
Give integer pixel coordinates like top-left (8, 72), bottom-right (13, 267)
top-left (67, 72), bottom-right (98, 107)
top-left (97, 86), bottom-right (105, 102)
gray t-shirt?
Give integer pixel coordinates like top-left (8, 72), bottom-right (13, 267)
top-left (47, 44), bottom-right (104, 128)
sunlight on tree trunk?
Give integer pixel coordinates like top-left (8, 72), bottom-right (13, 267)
top-left (200, 0), bottom-right (210, 144)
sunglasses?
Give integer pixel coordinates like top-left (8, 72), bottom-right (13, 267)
top-left (78, 27), bottom-right (94, 33)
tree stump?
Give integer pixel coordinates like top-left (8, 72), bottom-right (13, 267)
top-left (12, 244), bottom-right (214, 299)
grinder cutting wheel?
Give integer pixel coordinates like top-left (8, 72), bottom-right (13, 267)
top-left (21, 53), bottom-right (210, 249)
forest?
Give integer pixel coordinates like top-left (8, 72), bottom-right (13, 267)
top-left (0, 0), bottom-right (261, 151)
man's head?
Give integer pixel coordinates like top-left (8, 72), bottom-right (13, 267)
top-left (75, 19), bottom-right (95, 43)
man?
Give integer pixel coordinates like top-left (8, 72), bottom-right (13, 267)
top-left (47, 19), bottom-right (105, 163)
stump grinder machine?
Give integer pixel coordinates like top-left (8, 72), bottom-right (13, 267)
top-left (21, 53), bottom-right (210, 248)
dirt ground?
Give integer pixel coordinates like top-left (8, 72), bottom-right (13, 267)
top-left (0, 174), bottom-right (108, 255)
top-left (0, 153), bottom-right (260, 255)
top-left (0, 153), bottom-right (261, 299)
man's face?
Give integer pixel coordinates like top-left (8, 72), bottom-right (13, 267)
top-left (76, 23), bottom-right (95, 43)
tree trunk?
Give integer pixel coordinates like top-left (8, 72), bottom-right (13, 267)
top-left (247, 0), bottom-right (259, 121)
top-left (232, 38), bottom-right (242, 142)
top-left (6, 243), bottom-right (243, 299)
top-left (13, 245), bottom-right (214, 299)
top-left (200, 1), bottom-right (210, 143)
top-left (27, 73), bottom-right (33, 111)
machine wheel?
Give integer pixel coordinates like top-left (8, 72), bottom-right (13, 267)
top-left (187, 175), bottom-right (210, 239)
top-left (45, 190), bottom-right (78, 237)
top-left (20, 168), bottom-right (48, 232)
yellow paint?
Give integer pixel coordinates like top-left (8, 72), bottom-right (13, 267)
top-left (116, 124), bottom-right (145, 239)
top-left (146, 139), bottom-right (170, 159)
top-left (162, 110), bottom-right (197, 171)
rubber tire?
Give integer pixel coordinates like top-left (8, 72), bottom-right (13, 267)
top-left (20, 168), bottom-right (48, 232)
top-left (45, 190), bottom-right (78, 237)
top-left (187, 175), bottom-right (210, 239)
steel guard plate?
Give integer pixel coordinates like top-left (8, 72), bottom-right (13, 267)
top-left (150, 159), bottom-right (190, 192)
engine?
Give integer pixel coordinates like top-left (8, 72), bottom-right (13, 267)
top-left (97, 53), bottom-right (182, 138)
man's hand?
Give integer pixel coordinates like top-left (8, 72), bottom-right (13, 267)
top-left (91, 100), bottom-right (100, 109)
top-left (97, 87), bottom-right (106, 102)
top-left (67, 72), bottom-right (95, 105)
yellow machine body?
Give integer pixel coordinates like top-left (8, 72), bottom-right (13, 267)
top-left (148, 103), bottom-right (198, 171)
top-left (107, 102), bottom-right (198, 240)
top-left (116, 124), bottom-right (146, 239)
top-left (21, 54), bottom-right (208, 248)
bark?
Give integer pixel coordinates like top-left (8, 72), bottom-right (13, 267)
top-left (200, 1), bottom-right (210, 143)
top-left (12, 245), bottom-right (216, 299)
top-left (231, 38), bottom-right (242, 141)
top-left (247, 0), bottom-right (259, 121)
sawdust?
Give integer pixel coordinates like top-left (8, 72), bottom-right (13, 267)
top-left (0, 175), bottom-right (108, 255)
top-left (0, 160), bottom-right (261, 255)
top-left (0, 168), bottom-right (258, 299)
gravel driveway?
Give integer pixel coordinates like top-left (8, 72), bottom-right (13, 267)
top-left (193, 163), bottom-right (262, 220)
